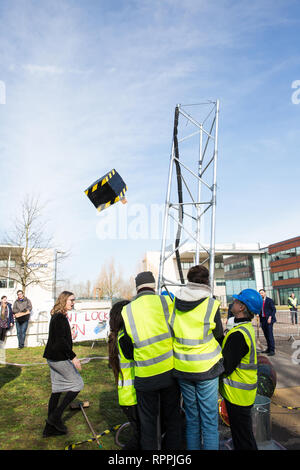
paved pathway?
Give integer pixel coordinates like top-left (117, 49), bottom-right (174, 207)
top-left (257, 339), bottom-right (300, 449)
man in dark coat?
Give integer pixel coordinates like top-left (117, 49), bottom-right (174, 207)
top-left (259, 289), bottom-right (276, 356)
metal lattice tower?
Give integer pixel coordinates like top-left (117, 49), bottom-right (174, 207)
top-left (158, 100), bottom-right (220, 295)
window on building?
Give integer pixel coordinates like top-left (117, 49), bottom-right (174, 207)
top-left (0, 259), bottom-right (16, 268)
top-left (181, 262), bottom-right (194, 270)
top-left (225, 279), bottom-right (257, 304)
top-left (261, 253), bottom-right (270, 269)
top-left (0, 279), bottom-right (15, 288)
top-left (262, 269), bottom-right (272, 289)
top-left (215, 262), bottom-right (224, 270)
top-left (224, 256), bottom-right (255, 285)
top-left (270, 248), bottom-right (298, 262)
top-left (224, 259), bottom-right (249, 272)
top-left (181, 261), bottom-right (224, 270)
top-left (272, 269), bottom-right (300, 282)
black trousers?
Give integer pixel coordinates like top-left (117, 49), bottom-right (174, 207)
top-left (225, 399), bottom-right (258, 450)
top-left (136, 382), bottom-right (183, 450)
top-left (0, 327), bottom-right (8, 342)
top-left (260, 318), bottom-right (275, 353)
top-left (121, 404), bottom-right (140, 450)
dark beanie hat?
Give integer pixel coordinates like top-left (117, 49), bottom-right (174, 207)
top-left (135, 271), bottom-right (156, 291)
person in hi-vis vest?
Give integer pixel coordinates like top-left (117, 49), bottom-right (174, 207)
top-left (169, 264), bottom-right (224, 450)
top-left (288, 292), bottom-right (298, 325)
top-left (121, 271), bottom-right (183, 450)
top-left (219, 288), bottom-right (263, 450)
top-left (108, 300), bottom-right (140, 450)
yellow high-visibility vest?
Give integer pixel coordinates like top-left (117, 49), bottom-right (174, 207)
top-left (288, 297), bottom-right (297, 309)
top-left (121, 292), bottom-right (173, 378)
top-left (219, 322), bottom-right (257, 406)
top-left (117, 329), bottom-right (137, 406)
top-left (169, 297), bottom-right (222, 374)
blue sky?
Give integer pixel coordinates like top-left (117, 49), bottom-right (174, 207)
top-left (0, 0), bottom-right (299, 285)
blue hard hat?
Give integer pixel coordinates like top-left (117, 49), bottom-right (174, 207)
top-left (233, 289), bottom-right (263, 315)
top-left (161, 290), bottom-right (175, 300)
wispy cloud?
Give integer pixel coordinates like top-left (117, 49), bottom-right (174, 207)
top-left (22, 64), bottom-right (92, 76)
top-left (22, 64), bottom-right (65, 75)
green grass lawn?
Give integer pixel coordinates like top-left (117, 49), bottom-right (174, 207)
top-left (0, 341), bottom-right (125, 450)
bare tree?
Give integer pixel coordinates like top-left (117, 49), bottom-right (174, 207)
top-left (118, 276), bottom-right (135, 300)
top-left (94, 258), bottom-right (135, 301)
top-left (0, 194), bottom-right (67, 294)
top-left (65, 279), bottom-right (93, 299)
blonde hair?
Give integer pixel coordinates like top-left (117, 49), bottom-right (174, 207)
top-left (51, 291), bottom-right (74, 315)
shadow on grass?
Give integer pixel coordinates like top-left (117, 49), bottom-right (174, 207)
top-left (0, 365), bottom-right (21, 389)
top-left (60, 390), bottom-right (123, 451)
top-left (62, 389), bottom-right (123, 429)
top-left (98, 390), bottom-right (124, 426)
top-left (64, 405), bottom-right (81, 426)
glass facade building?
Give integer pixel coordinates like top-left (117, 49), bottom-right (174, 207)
top-left (222, 237), bottom-right (300, 305)
top-left (179, 238), bottom-right (300, 306)
top-left (223, 254), bottom-right (257, 304)
top-left (268, 236), bottom-right (300, 305)
top-left (146, 236), bottom-right (300, 306)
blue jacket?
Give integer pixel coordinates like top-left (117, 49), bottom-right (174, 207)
top-left (259, 297), bottom-right (276, 323)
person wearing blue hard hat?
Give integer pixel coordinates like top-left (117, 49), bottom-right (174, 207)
top-left (232, 288), bottom-right (263, 316)
top-left (219, 288), bottom-right (262, 450)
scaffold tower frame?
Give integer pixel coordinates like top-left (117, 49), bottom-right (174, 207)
top-left (158, 100), bottom-right (220, 295)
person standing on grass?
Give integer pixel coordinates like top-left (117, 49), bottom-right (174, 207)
top-left (12, 290), bottom-right (32, 349)
top-left (0, 296), bottom-right (14, 344)
top-left (43, 291), bottom-right (84, 437)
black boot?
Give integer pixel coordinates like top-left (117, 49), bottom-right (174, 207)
top-left (45, 391), bottom-right (67, 433)
top-left (47, 391), bottom-right (79, 433)
top-left (46, 411), bottom-right (68, 433)
top-left (43, 421), bottom-right (67, 437)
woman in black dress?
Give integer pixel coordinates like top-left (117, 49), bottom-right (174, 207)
top-left (43, 291), bottom-right (84, 437)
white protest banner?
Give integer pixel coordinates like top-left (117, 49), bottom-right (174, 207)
top-left (67, 309), bottom-right (110, 342)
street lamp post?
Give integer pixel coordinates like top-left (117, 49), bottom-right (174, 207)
top-left (53, 250), bottom-right (65, 302)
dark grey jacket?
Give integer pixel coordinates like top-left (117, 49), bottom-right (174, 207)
top-left (12, 297), bottom-right (32, 324)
